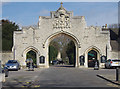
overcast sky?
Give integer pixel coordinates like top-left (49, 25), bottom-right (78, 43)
top-left (2, 1), bottom-right (119, 27)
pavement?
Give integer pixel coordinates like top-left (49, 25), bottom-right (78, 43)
top-left (96, 68), bottom-right (120, 87)
top-left (2, 66), bottom-right (120, 88)
top-left (0, 74), bottom-right (5, 82)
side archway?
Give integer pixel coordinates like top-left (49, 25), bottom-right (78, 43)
top-left (85, 46), bottom-right (101, 68)
top-left (22, 46), bottom-right (40, 67)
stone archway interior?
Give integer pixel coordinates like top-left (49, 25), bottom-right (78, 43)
top-left (48, 33), bottom-right (76, 67)
top-left (88, 50), bottom-right (97, 67)
top-left (26, 50), bottom-right (37, 67)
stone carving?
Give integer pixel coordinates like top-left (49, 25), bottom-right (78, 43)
top-left (53, 5), bottom-right (71, 29)
top-left (53, 14), bottom-right (71, 29)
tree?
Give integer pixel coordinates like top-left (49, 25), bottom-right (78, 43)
top-left (66, 41), bottom-right (76, 65)
top-left (49, 45), bottom-right (58, 64)
top-left (2, 19), bottom-right (19, 51)
top-left (50, 41), bottom-right (60, 51)
top-left (50, 34), bottom-right (72, 63)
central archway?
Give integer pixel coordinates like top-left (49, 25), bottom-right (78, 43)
top-left (44, 31), bottom-right (80, 68)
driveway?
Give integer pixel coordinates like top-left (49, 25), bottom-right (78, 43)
top-left (2, 66), bottom-right (119, 87)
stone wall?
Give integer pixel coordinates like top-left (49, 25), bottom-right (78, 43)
top-left (110, 51), bottom-right (120, 59)
top-left (0, 52), bottom-right (13, 65)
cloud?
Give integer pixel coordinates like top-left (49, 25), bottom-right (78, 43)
top-left (39, 9), bottom-right (50, 16)
top-left (1, 16), bottom-right (10, 20)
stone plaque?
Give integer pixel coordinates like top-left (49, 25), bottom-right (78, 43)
top-left (80, 55), bottom-right (85, 65)
top-left (101, 55), bottom-right (106, 63)
top-left (39, 56), bottom-right (45, 63)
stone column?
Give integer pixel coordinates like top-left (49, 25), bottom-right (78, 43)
top-left (85, 52), bottom-right (88, 68)
top-left (75, 44), bottom-right (79, 68)
top-left (45, 44), bottom-right (49, 68)
top-left (37, 53), bottom-right (39, 67)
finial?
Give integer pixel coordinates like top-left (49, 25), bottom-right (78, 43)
top-left (60, 2), bottom-right (63, 6)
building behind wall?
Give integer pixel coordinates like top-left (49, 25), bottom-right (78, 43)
top-left (108, 28), bottom-right (120, 59)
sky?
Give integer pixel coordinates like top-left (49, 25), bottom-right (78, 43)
top-left (1, 0), bottom-right (120, 2)
top-left (2, 1), bottom-right (119, 27)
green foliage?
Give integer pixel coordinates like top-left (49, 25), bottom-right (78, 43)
top-left (49, 45), bottom-right (58, 64)
top-left (50, 41), bottom-right (60, 51)
top-left (66, 41), bottom-right (76, 65)
top-left (2, 19), bottom-right (19, 51)
top-left (26, 51), bottom-right (36, 64)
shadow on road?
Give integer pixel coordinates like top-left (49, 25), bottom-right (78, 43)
top-left (50, 65), bottom-right (75, 68)
top-left (97, 75), bottom-right (120, 86)
top-left (3, 78), bottom-right (34, 88)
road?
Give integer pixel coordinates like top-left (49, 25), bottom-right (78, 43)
top-left (2, 65), bottom-right (118, 87)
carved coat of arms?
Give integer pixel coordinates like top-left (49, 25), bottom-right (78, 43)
top-left (53, 8), bottom-right (71, 29)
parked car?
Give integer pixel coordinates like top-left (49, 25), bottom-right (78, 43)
top-left (58, 60), bottom-right (64, 64)
top-left (52, 60), bottom-right (59, 65)
top-left (5, 60), bottom-right (21, 71)
top-left (52, 60), bottom-right (64, 65)
top-left (105, 59), bottom-right (120, 68)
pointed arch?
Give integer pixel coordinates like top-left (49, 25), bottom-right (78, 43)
top-left (22, 46), bottom-right (40, 67)
top-left (44, 31), bottom-right (80, 68)
top-left (85, 45), bottom-right (102, 55)
top-left (84, 45), bottom-right (101, 68)
top-left (22, 46), bottom-right (40, 55)
top-left (44, 31), bottom-right (80, 47)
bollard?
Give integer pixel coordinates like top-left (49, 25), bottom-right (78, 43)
top-left (116, 67), bottom-right (119, 81)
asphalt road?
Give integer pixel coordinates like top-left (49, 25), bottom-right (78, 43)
top-left (2, 65), bottom-right (118, 87)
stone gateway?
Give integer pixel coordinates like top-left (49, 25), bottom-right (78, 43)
top-left (13, 3), bottom-right (113, 68)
